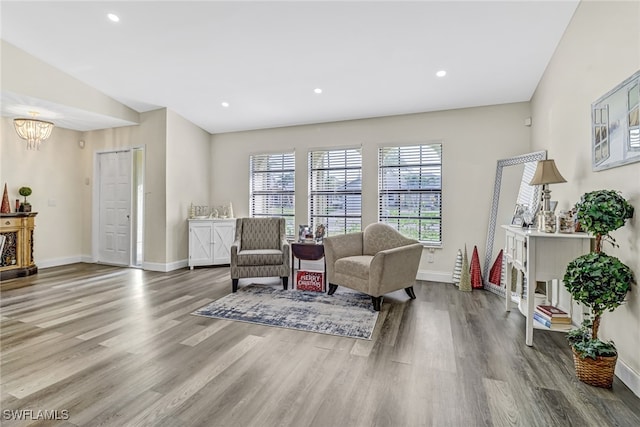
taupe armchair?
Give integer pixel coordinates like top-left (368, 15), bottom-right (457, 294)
top-left (230, 217), bottom-right (290, 293)
top-left (323, 223), bottom-right (423, 311)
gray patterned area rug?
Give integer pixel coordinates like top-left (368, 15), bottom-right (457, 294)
top-left (192, 284), bottom-right (379, 340)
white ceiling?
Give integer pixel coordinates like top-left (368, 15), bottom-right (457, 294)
top-left (0, 1), bottom-right (579, 134)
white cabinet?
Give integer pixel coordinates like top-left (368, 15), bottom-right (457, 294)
top-left (502, 225), bottom-right (592, 347)
top-left (188, 219), bottom-right (236, 268)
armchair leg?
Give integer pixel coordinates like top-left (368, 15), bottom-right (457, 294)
top-left (404, 286), bottom-right (417, 299)
top-left (371, 296), bottom-right (383, 311)
top-left (327, 284), bottom-right (338, 295)
top-left (282, 276), bottom-right (288, 290)
top-left (232, 279), bottom-right (239, 293)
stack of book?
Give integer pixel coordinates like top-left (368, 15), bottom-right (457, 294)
top-left (533, 304), bottom-right (572, 329)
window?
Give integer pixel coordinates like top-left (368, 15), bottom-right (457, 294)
top-left (249, 152), bottom-right (295, 238)
top-left (378, 144), bottom-right (442, 245)
top-left (309, 148), bottom-right (362, 236)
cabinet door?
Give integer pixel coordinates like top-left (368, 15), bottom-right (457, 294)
top-left (189, 222), bottom-right (214, 267)
top-left (213, 221), bottom-right (235, 265)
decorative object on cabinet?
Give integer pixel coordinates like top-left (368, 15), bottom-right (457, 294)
top-left (484, 151), bottom-right (546, 296)
top-left (529, 159), bottom-right (566, 233)
top-left (510, 203), bottom-right (526, 227)
top-left (188, 218), bottom-right (236, 268)
top-left (470, 245), bottom-right (483, 289)
top-left (18, 187), bottom-right (32, 212)
top-left (502, 225), bottom-right (592, 346)
top-left (591, 69), bottom-right (640, 171)
top-left (0, 213), bottom-right (38, 284)
top-left (563, 189), bottom-right (634, 388)
top-left (1, 183), bottom-right (10, 214)
top-left (13, 111), bottom-right (54, 150)
top-left (458, 245), bottom-right (472, 292)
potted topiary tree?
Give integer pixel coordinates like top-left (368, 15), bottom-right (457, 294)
top-left (563, 189), bottom-right (635, 388)
top-left (18, 187), bottom-right (32, 212)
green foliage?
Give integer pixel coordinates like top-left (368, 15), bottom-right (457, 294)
top-left (564, 189), bottom-right (634, 360)
top-left (18, 186), bottom-right (32, 203)
top-left (564, 252), bottom-right (634, 318)
top-left (575, 190), bottom-right (634, 248)
top-left (567, 322), bottom-right (617, 359)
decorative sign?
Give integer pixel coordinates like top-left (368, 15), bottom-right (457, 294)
top-left (296, 270), bottom-right (324, 292)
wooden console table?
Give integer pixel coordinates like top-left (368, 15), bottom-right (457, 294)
top-left (502, 225), bottom-right (592, 347)
top-left (1, 213), bottom-right (38, 283)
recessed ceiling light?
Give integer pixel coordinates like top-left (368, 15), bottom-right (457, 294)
top-left (107, 13), bottom-right (120, 22)
top-left (436, 70), bottom-right (447, 77)
top-left (221, 102), bottom-right (230, 108)
top-left (314, 88), bottom-right (323, 94)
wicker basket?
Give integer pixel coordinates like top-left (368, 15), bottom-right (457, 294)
top-left (571, 348), bottom-right (617, 388)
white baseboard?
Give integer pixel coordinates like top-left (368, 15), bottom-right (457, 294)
top-left (417, 269), bottom-right (453, 283)
top-left (37, 255), bottom-right (85, 269)
top-left (143, 259), bottom-right (188, 272)
top-left (616, 358), bottom-right (640, 398)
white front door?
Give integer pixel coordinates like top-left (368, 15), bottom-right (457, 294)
top-left (98, 151), bottom-right (131, 266)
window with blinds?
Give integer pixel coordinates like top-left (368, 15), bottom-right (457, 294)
top-left (378, 144), bottom-right (442, 245)
top-left (249, 152), bottom-right (295, 238)
top-left (309, 148), bottom-right (362, 236)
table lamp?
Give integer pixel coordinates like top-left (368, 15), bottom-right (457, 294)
top-left (529, 159), bottom-right (566, 232)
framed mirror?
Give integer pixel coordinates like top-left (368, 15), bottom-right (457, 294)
top-left (483, 150), bottom-right (547, 296)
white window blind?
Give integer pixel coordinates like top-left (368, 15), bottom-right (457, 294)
top-left (378, 144), bottom-right (442, 245)
top-left (309, 148), bottom-right (362, 236)
top-left (250, 152), bottom-right (295, 238)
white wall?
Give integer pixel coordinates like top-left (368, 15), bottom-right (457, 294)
top-left (211, 102), bottom-right (532, 279)
top-left (0, 118), bottom-right (85, 266)
top-left (531, 0), bottom-right (640, 393)
top-left (166, 109), bottom-right (211, 264)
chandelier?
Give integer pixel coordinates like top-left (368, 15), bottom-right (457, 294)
top-left (13, 111), bottom-right (55, 150)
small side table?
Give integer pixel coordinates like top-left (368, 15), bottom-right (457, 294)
top-left (291, 242), bottom-right (326, 290)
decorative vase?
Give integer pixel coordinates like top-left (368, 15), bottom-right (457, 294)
top-left (1, 183), bottom-right (10, 214)
top-left (571, 348), bottom-right (617, 388)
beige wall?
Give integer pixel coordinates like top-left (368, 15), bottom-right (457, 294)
top-left (211, 102), bottom-right (532, 278)
top-left (83, 109), bottom-right (168, 265)
top-left (0, 118), bottom-right (85, 266)
top-left (1, 41), bottom-right (138, 126)
top-left (531, 0), bottom-right (640, 389)
top-left (166, 109), bottom-right (211, 263)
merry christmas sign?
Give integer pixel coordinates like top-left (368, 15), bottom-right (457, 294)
top-left (296, 270), bottom-right (325, 292)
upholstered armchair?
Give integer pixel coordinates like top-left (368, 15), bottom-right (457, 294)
top-left (323, 223), bottom-right (423, 311)
top-left (230, 217), bottom-right (290, 293)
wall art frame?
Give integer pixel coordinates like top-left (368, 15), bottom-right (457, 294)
top-left (592, 70), bottom-right (640, 171)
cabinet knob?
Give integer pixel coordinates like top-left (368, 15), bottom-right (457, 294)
top-left (4, 221), bottom-right (9, 225)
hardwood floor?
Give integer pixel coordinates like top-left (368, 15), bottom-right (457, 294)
top-left (1, 263), bottom-right (639, 427)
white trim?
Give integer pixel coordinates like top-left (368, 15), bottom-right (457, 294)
top-left (143, 259), bottom-right (188, 272)
top-left (37, 256), bottom-right (85, 269)
top-left (616, 358), bottom-right (640, 398)
top-left (417, 269), bottom-right (452, 283)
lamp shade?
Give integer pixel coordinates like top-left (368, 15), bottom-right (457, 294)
top-left (529, 160), bottom-right (566, 185)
